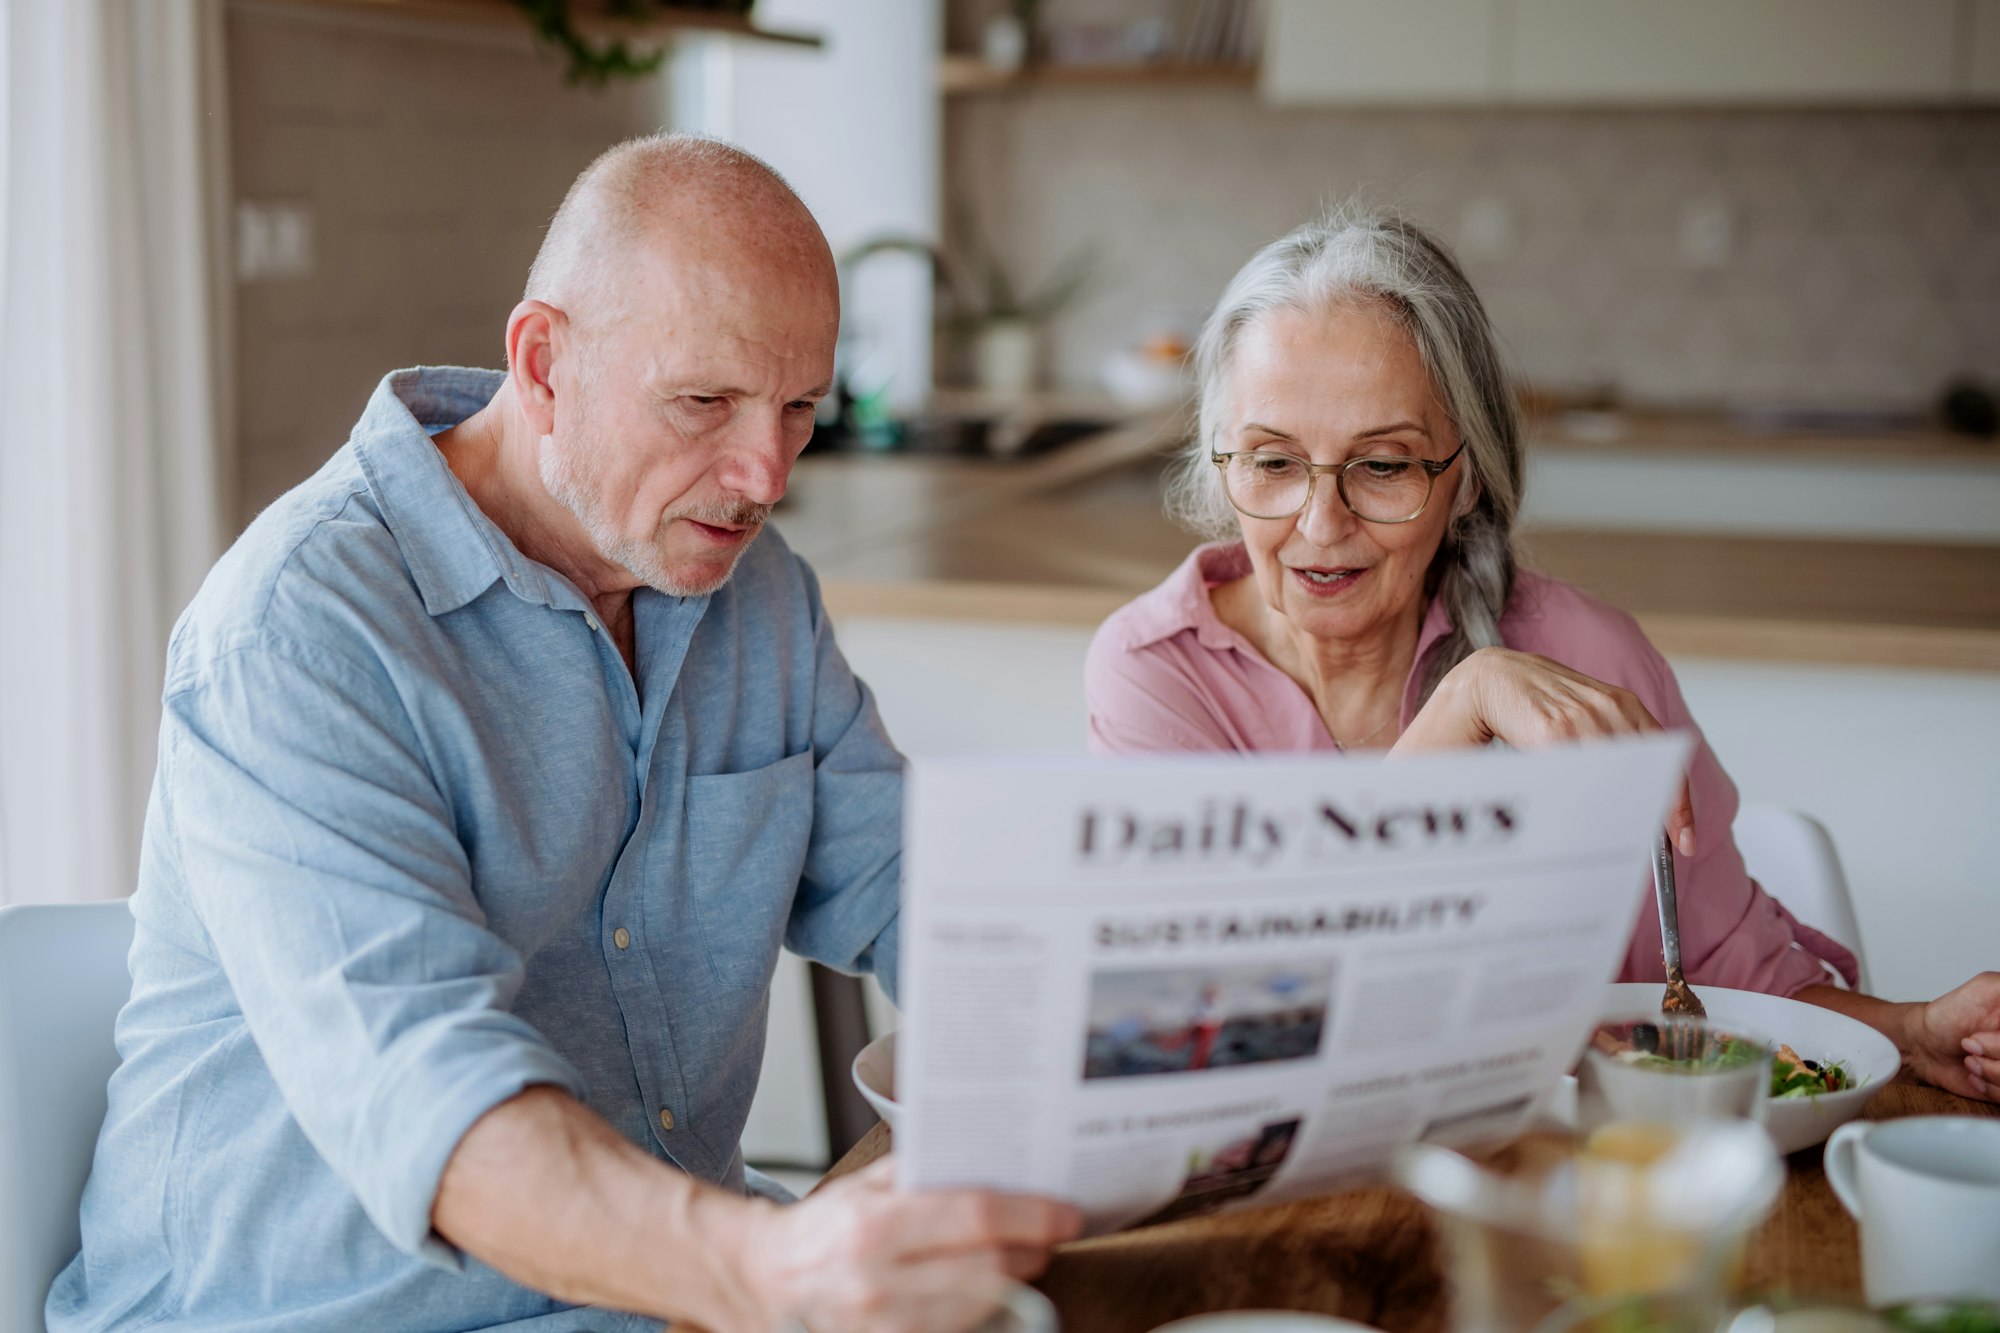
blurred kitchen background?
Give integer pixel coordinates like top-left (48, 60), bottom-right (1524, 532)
top-left (5, 0), bottom-right (1998, 1179)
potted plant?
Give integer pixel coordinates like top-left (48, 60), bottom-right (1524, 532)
top-left (946, 227), bottom-right (1094, 398)
top-left (510, 0), bottom-right (756, 85)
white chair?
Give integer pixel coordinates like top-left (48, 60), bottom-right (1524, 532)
top-left (0, 901), bottom-right (135, 1333)
top-left (1732, 804), bottom-right (1871, 993)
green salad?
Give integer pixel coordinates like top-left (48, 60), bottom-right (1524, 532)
top-left (1599, 1029), bottom-right (1862, 1099)
top-left (1615, 1034), bottom-right (1766, 1073)
top-left (1769, 1042), bottom-right (1854, 1098)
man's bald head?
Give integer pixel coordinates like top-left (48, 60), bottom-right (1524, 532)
top-left (496, 133), bottom-right (839, 603)
top-left (525, 131), bottom-right (835, 333)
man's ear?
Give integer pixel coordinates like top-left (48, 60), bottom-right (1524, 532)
top-left (505, 300), bottom-right (566, 438)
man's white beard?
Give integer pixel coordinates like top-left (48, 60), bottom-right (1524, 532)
top-left (540, 435), bottom-right (769, 598)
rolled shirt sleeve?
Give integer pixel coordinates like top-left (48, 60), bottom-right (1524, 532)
top-left (165, 635), bottom-right (584, 1265)
top-left (1617, 644), bottom-right (1861, 997)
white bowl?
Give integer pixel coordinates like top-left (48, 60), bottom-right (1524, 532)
top-left (1595, 982), bottom-right (1898, 1155)
top-left (852, 1029), bottom-right (902, 1134)
top-left (852, 988), bottom-right (1898, 1158)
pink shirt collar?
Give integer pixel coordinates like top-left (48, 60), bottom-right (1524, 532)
top-left (1114, 541), bottom-right (1455, 721)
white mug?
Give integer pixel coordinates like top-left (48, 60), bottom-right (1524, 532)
top-left (1825, 1116), bottom-right (2000, 1307)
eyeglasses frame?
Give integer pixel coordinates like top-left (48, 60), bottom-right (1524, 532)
top-left (1209, 439), bottom-right (1468, 525)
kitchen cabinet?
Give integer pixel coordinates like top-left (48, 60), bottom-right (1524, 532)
top-left (1263, 0), bottom-right (1968, 106)
top-left (1507, 0), bottom-right (1958, 104)
top-left (1261, 0), bottom-right (1500, 105)
top-left (1971, 0), bottom-right (2000, 97)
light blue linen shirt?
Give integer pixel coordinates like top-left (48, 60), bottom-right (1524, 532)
top-left (49, 367), bottom-right (904, 1332)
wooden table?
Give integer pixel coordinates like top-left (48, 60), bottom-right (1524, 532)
top-left (821, 1083), bottom-right (1996, 1333)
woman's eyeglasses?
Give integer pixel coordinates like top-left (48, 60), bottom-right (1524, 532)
top-left (1210, 440), bottom-right (1465, 524)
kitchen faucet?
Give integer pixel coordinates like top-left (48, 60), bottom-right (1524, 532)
top-left (829, 233), bottom-right (957, 448)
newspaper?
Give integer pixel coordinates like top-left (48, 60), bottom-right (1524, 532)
top-left (895, 735), bottom-right (1693, 1234)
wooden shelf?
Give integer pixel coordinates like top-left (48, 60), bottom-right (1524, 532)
top-left (939, 54), bottom-right (1255, 95)
top-left (267, 0), bottom-right (822, 49)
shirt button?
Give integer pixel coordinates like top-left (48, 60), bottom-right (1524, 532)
top-left (585, 615), bottom-right (599, 632)
top-left (613, 927), bottom-right (631, 950)
top-left (659, 1108), bottom-right (675, 1132)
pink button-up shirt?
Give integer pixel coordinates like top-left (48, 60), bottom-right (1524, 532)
top-left (1085, 542), bottom-right (1858, 998)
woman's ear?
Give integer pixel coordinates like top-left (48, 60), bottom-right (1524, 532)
top-left (1450, 463), bottom-right (1481, 520)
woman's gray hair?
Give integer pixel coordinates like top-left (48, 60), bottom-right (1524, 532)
top-left (1164, 204), bottom-right (1523, 705)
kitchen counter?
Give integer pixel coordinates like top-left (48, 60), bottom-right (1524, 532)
top-left (1519, 412), bottom-right (2000, 545)
top-left (779, 405), bottom-right (1188, 578)
top-left (1528, 408), bottom-right (1999, 461)
top-left (784, 410), bottom-right (2000, 672)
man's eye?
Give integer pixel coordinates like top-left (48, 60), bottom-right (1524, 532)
top-left (688, 395), bottom-right (727, 408)
top-left (787, 400), bottom-right (819, 413)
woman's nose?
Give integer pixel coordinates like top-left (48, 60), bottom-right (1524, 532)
top-left (1296, 475), bottom-right (1356, 546)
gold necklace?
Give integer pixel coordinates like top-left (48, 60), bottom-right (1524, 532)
top-left (1331, 710), bottom-right (1399, 752)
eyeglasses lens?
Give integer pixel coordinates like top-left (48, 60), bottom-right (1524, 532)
top-left (1221, 453), bottom-right (1431, 523)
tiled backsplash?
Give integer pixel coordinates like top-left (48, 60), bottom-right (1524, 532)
top-left (228, 4), bottom-right (663, 528)
top-left (946, 92), bottom-right (2000, 409)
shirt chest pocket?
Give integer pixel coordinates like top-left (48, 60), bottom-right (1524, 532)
top-left (682, 750), bottom-right (814, 990)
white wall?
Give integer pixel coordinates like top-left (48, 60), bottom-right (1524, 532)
top-left (1672, 658), bottom-right (2000, 1002)
top-left (738, 941), bottom-right (829, 1167)
top-left (846, 619), bottom-right (1095, 757)
top-left (677, 0), bottom-right (940, 410)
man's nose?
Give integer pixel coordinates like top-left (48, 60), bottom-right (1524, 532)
top-left (722, 418), bottom-right (795, 506)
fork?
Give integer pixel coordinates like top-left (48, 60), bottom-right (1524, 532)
top-left (1653, 831), bottom-right (1707, 1031)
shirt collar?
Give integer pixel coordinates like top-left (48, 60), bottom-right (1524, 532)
top-left (349, 367), bottom-right (565, 617)
top-left (1116, 541), bottom-right (1258, 652)
top-left (1127, 537), bottom-right (1462, 682)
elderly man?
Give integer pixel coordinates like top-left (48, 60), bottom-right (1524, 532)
top-left (49, 134), bottom-right (1078, 1332)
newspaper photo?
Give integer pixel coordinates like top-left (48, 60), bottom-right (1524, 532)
top-left (895, 735), bottom-right (1693, 1234)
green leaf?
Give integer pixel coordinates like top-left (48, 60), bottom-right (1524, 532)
top-left (508, 0), bottom-right (709, 85)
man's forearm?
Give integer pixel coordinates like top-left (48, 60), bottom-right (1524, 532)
top-left (1796, 984), bottom-right (1919, 1061)
top-left (1799, 975), bottom-right (2000, 1103)
top-left (431, 1086), bottom-right (766, 1327)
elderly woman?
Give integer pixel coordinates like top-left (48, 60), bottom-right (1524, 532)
top-left (1086, 207), bottom-right (1997, 1101)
